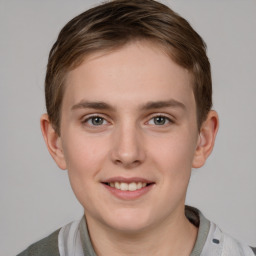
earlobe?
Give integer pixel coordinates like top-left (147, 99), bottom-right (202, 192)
top-left (192, 110), bottom-right (219, 168)
top-left (40, 114), bottom-right (67, 170)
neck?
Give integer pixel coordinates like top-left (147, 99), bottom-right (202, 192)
top-left (85, 206), bottom-right (198, 256)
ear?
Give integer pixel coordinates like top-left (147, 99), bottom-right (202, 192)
top-left (40, 114), bottom-right (67, 170)
top-left (192, 110), bottom-right (219, 168)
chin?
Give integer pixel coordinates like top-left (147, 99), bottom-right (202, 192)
top-left (109, 221), bottom-right (151, 234)
top-left (102, 208), bottom-right (154, 233)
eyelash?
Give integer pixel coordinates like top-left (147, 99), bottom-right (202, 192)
top-left (82, 115), bottom-right (109, 127)
top-left (147, 115), bottom-right (173, 126)
top-left (81, 114), bottom-right (174, 127)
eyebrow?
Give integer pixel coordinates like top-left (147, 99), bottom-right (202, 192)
top-left (71, 99), bottom-right (185, 111)
top-left (71, 101), bottom-right (114, 111)
top-left (140, 99), bottom-right (186, 111)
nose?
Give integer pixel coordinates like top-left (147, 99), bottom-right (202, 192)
top-left (110, 123), bottom-right (146, 169)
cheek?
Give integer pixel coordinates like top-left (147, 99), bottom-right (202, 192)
top-left (61, 133), bottom-right (110, 202)
top-left (61, 134), bottom-right (109, 206)
top-left (145, 132), bottom-right (197, 215)
top-left (149, 131), bottom-right (197, 178)
top-left (62, 133), bottom-right (107, 170)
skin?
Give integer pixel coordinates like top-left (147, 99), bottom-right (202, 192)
top-left (41, 41), bottom-right (218, 256)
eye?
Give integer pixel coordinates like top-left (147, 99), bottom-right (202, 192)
top-left (148, 115), bottom-right (172, 126)
top-left (83, 116), bottom-right (108, 126)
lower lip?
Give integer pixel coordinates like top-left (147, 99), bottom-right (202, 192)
top-left (102, 183), bottom-right (154, 200)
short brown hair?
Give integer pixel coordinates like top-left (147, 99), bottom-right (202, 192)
top-left (45, 0), bottom-right (212, 135)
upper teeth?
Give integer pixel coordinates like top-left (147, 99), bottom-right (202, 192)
top-left (109, 182), bottom-right (147, 191)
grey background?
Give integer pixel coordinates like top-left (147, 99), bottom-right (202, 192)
top-left (1, 0), bottom-right (255, 255)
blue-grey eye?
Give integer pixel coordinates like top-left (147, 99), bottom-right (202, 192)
top-left (89, 116), bottom-right (105, 126)
top-left (154, 116), bottom-right (167, 125)
top-left (148, 116), bottom-right (170, 125)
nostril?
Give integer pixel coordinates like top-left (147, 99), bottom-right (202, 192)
top-left (113, 158), bottom-right (141, 168)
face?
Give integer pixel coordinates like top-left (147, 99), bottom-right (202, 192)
top-left (57, 41), bottom-right (200, 233)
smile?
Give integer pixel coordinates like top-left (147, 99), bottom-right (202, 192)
top-left (102, 177), bottom-right (155, 200)
top-left (106, 182), bottom-right (147, 191)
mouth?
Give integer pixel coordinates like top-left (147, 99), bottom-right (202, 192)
top-left (101, 177), bottom-right (155, 200)
top-left (103, 181), bottom-right (153, 191)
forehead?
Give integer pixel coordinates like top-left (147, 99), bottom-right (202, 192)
top-left (63, 41), bottom-right (195, 110)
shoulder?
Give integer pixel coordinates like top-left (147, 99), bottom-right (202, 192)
top-left (187, 206), bottom-right (256, 256)
top-left (202, 221), bottom-right (255, 256)
top-left (222, 232), bottom-right (256, 256)
top-left (17, 229), bottom-right (60, 256)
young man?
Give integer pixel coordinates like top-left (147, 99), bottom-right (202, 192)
top-left (18, 0), bottom-right (255, 255)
